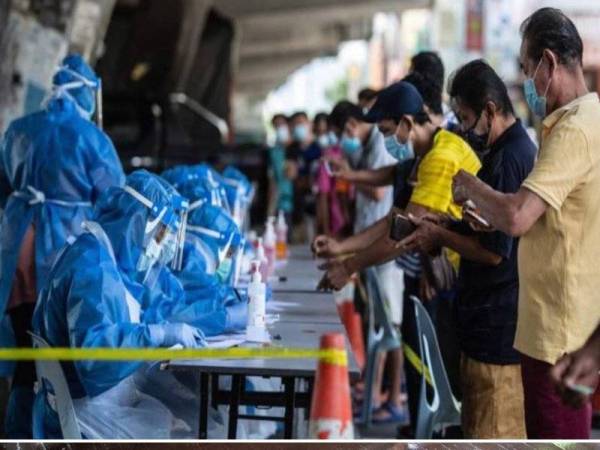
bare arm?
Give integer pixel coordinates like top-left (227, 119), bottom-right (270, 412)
top-left (436, 227), bottom-right (502, 266)
top-left (454, 170), bottom-right (548, 237)
top-left (337, 212), bottom-right (390, 253)
top-left (316, 193), bottom-right (329, 235)
top-left (342, 165), bottom-right (396, 188)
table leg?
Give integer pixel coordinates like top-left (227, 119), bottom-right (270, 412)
top-left (211, 374), bottom-right (219, 409)
top-left (283, 376), bottom-right (296, 439)
top-left (228, 374), bottom-right (243, 439)
top-left (198, 372), bottom-right (209, 439)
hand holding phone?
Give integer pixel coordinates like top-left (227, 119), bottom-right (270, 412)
top-left (389, 214), bottom-right (416, 241)
top-left (462, 200), bottom-right (491, 228)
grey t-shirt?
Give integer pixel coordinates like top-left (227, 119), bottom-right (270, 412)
top-left (348, 127), bottom-right (395, 233)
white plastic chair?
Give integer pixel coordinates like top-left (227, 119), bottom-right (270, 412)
top-left (30, 332), bottom-right (82, 439)
top-left (410, 296), bottom-right (461, 438)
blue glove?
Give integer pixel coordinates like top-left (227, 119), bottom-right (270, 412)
top-left (225, 301), bottom-right (248, 332)
top-left (151, 323), bottom-right (206, 348)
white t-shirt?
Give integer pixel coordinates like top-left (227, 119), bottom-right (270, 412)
top-left (349, 127), bottom-right (395, 233)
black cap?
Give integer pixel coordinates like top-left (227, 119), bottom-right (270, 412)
top-left (364, 81), bottom-right (424, 123)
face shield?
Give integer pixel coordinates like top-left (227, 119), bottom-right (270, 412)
top-left (124, 185), bottom-right (183, 282)
top-left (186, 224), bottom-right (241, 284)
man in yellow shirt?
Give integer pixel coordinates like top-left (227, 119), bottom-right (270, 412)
top-left (315, 80), bottom-right (480, 291)
top-left (452, 8), bottom-right (600, 439)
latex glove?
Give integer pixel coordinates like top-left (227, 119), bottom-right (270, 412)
top-left (152, 323), bottom-right (206, 348)
top-left (225, 300), bottom-right (248, 332)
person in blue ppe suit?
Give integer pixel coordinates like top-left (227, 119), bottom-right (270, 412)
top-left (149, 175), bottom-right (247, 336)
top-left (0, 54), bottom-right (125, 438)
top-left (32, 171), bottom-right (207, 439)
top-left (221, 166), bottom-right (254, 228)
top-left (161, 165), bottom-right (194, 191)
top-left (188, 163), bottom-right (232, 213)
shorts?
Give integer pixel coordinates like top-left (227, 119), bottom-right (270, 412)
top-left (375, 262), bottom-right (404, 325)
top-left (460, 353), bottom-right (526, 439)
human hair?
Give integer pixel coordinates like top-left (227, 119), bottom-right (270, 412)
top-left (520, 7), bottom-right (583, 69)
top-left (271, 113), bottom-right (288, 125)
top-left (358, 88), bottom-right (378, 103)
top-left (410, 51), bottom-right (445, 90)
top-left (328, 101), bottom-right (364, 130)
top-left (290, 111), bottom-right (308, 121)
top-left (402, 72), bottom-right (443, 116)
top-left (313, 112), bottom-right (329, 124)
top-left (449, 59), bottom-right (515, 116)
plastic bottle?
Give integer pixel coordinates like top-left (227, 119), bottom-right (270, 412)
top-left (275, 210), bottom-right (288, 260)
top-left (247, 260), bottom-right (268, 342)
top-left (255, 237), bottom-right (269, 282)
top-left (263, 216), bottom-right (276, 277)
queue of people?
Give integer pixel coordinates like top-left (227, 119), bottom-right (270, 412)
top-left (265, 7), bottom-right (600, 440)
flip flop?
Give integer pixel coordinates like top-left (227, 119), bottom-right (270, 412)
top-left (371, 401), bottom-right (408, 425)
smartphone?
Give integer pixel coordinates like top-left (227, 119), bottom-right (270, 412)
top-left (463, 200), bottom-right (491, 228)
top-left (566, 382), bottom-right (595, 396)
top-left (389, 214), bottom-right (416, 241)
top-left (323, 160), bottom-right (333, 176)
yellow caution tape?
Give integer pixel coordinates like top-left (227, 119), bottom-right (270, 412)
top-left (0, 347), bottom-right (348, 367)
top-left (403, 343), bottom-right (433, 386)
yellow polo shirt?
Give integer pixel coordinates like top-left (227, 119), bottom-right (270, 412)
top-left (515, 93), bottom-right (600, 364)
top-left (411, 129), bottom-right (481, 218)
top-left (410, 129), bottom-right (481, 268)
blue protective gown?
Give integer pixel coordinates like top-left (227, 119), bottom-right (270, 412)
top-left (0, 97), bottom-right (125, 319)
top-left (31, 172), bottom-right (201, 438)
top-left (0, 95), bottom-right (124, 438)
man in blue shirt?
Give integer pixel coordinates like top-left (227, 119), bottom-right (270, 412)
top-left (402, 60), bottom-right (536, 437)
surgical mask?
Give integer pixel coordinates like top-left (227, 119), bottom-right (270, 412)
top-left (317, 134), bottom-right (330, 148)
top-left (523, 58), bottom-right (551, 118)
top-left (293, 124), bottom-right (308, 142)
top-left (340, 134), bottom-right (362, 155)
top-left (328, 131), bottom-right (338, 146)
top-left (275, 126), bottom-right (289, 144)
top-left (462, 113), bottom-right (490, 155)
top-left (137, 237), bottom-right (162, 272)
top-left (159, 232), bottom-right (178, 265)
top-left (384, 134), bottom-right (414, 161)
top-left (215, 257), bottom-right (233, 283)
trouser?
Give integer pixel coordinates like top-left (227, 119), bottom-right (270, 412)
top-left (521, 353), bottom-right (592, 439)
top-left (460, 354), bottom-right (526, 438)
top-left (5, 303), bottom-right (36, 438)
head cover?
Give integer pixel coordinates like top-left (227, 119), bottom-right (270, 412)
top-left (222, 166), bottom-right (254, 228)
top-left (187, 203), bottom-right (241, 275)
top-left (51, 54), bottom-right (100, 120)
top-left (161, 165), bottom-right (195, 190)
top-left (189, 164), bottom-right (231, 214)
top-left (364, 81), bottom-right (424, 123)
top-left (94, 170), bottom-right (180, 283)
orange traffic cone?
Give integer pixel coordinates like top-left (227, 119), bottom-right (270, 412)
top-left (334, 280), bottom-right (366, 371)
top-left (309, 333), bottom-right (354, 439)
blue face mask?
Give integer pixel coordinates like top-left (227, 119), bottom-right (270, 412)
top-left (340, 134), bottom-right (362, 155)
top-left (293, 124), bottom-right (308, 142)
top-left (384, 134), bottom-right (414, 161)
top-left (275, 126), bottom-right (289, 145)
top-left (523, 58), bottom-right (551, 118)
top-left (328, 131), bottom-right (338, 146)
top-left (216, 257), bottom-right (233, 283)
top-left (317, 134), bottom-right (330, 148)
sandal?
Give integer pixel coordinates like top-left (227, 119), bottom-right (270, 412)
top-left (371, 401), bottom-right (408, 425)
